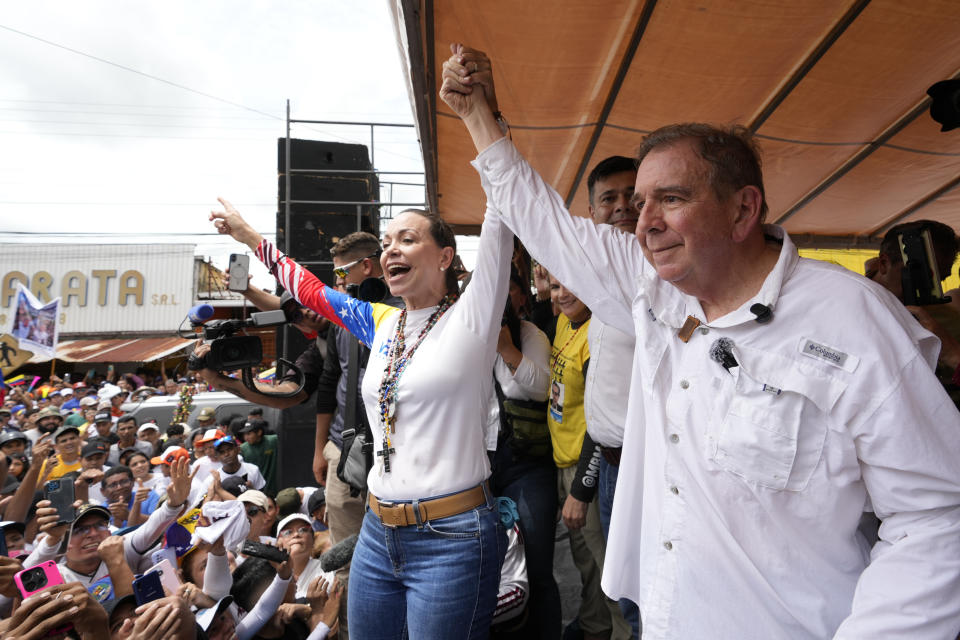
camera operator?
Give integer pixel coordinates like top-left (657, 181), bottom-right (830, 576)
top-left (870, 219), bottom-right (960, 404)
top-left (194, 282), bottom-right (330, 408)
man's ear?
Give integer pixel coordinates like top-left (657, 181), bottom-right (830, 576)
top-left (876, 252), bottom-right (893, 277)
top-left (730, 185), bottom-right (764, 243)
top-left (361, 258), bottom-right (375, 277)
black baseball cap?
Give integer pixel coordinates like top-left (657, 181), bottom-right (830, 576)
top-left (94, 411), bottom-right (112, 424)
top-left (238, 419), bottom-right (266, 434)
top-left (81, 441), bottom-right (109, 459)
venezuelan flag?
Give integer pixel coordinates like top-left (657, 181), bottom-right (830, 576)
top-left (5, 374), bottom-right (26, 386)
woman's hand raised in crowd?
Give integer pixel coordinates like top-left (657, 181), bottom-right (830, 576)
top-left (210, 197), bottom-right (263, 251)
top-left (164, 456), bottom-right (193, 510)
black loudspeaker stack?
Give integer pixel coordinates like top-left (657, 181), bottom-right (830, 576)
top-left (274, 138), bottom-right (380, 491)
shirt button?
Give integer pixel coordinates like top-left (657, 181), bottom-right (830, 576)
top-left (679, 379), bottom-right (689, 389)
top-left (699, 326), bottom-right (710, 335)
top-left (670, 486), bottom-right (679, 495)
top-left (663, 541), bottom-right (673, 550)
top-left (669, 434), bottom-right (680, 444)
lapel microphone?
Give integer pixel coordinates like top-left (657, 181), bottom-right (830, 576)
top-left (710, 337), bottom-right (738, 370)
top-left (750, 303), bottom-right (773, 324)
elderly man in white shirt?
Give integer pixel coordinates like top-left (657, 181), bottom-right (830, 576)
top-left (440, 44), bottom-right (960, 639)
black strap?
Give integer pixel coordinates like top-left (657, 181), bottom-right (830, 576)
top-left (339, 336), bottom-right (362, 462)
top-left (345, 336), bottom-right (360, 431)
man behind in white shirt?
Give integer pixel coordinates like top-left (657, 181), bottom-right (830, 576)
top-left (442, 45), bottom-right (960, 639)
top-left (580, 154), bottom-right (641, 637)
top-left (191, 428), bottom-right (224, 484)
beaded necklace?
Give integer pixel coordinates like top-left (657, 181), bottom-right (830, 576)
top-left (376, 294), bottom-right (455, 473)
top-left (550, 315), bottom-right (589, 371)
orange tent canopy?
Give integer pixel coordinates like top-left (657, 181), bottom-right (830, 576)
top-left (392, 0), bottom-right (960, 246)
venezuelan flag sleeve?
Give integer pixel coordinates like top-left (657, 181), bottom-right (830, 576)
top-left (254, 238), bottom-right (396, 349)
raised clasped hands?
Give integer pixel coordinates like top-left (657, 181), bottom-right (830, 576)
top-left (439, 43), bottom-right (499, 120)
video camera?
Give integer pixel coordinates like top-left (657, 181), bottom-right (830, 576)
top-left (182, 304), bottom-right (305, 398)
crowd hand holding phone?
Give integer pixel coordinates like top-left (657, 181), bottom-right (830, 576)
top-left (227, 254), bottom-right (251, 292)
top-left (0, 554), bottom-right (24, 598)
top-left (2, 582), bottom-right (109, 640)
top-left (35, 498), bottom-right (83, 545)
top-left (44, 479), bottom-right (76, 525)
top-left (306, 575), bottom-right (343, 632)
top-left (117, 594), bottom-right (195, 640)
top-left (221, 266), bottom-right (252, 293)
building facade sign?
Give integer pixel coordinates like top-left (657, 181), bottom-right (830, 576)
top-left (0, 244), bottom-right (194, 335)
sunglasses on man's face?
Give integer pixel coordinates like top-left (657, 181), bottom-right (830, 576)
top-left (333, 252), bottom-right (380, 279)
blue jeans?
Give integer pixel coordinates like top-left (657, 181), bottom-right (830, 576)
top-left (490, 450), bottom-right (561, 639)
top-left (348, 487), bottom-right (506, 639)
top-left (598, 457), bottom-right (641, 639)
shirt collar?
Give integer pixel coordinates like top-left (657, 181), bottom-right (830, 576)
top-left (639, 224), bottom-right (799, 330)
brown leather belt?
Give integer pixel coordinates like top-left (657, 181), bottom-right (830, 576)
top-left (601, 446), bottom-right (622, 466)
top-left (368, 484), bottom-right (487, 528)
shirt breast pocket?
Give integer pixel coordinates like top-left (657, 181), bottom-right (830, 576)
top-left (712, 346), bottom-right (845, 492)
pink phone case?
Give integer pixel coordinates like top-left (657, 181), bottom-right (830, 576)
top-left (14, 560), bottom-right (65, 599)
top-left (146, 558), bottom-right (181, 595)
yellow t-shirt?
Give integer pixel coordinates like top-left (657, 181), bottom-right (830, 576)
top-left (547, 314), bottom-right (591, 468)
top-left (42, 455), bottom-right (82, 480)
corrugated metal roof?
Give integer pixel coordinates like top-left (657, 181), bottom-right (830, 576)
top-left (28, 337), bottom-right (193, 363)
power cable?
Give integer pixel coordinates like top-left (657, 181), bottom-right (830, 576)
top-left (0, 23), bottom-right (282, 122)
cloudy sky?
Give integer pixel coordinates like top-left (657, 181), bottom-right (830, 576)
top-left (0, 1), bottom-right (444, 287)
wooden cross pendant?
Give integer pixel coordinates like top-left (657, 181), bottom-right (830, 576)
top-left (377, 438), bottom-right (396, 473)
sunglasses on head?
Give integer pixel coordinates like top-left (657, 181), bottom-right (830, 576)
top-left (213, 435), bottom-right (236, 448)
top-left (333, 252), bottom-right (380, 279)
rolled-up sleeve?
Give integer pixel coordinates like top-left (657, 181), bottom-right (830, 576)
top-left (837, 353), bottom-right (960, 638)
